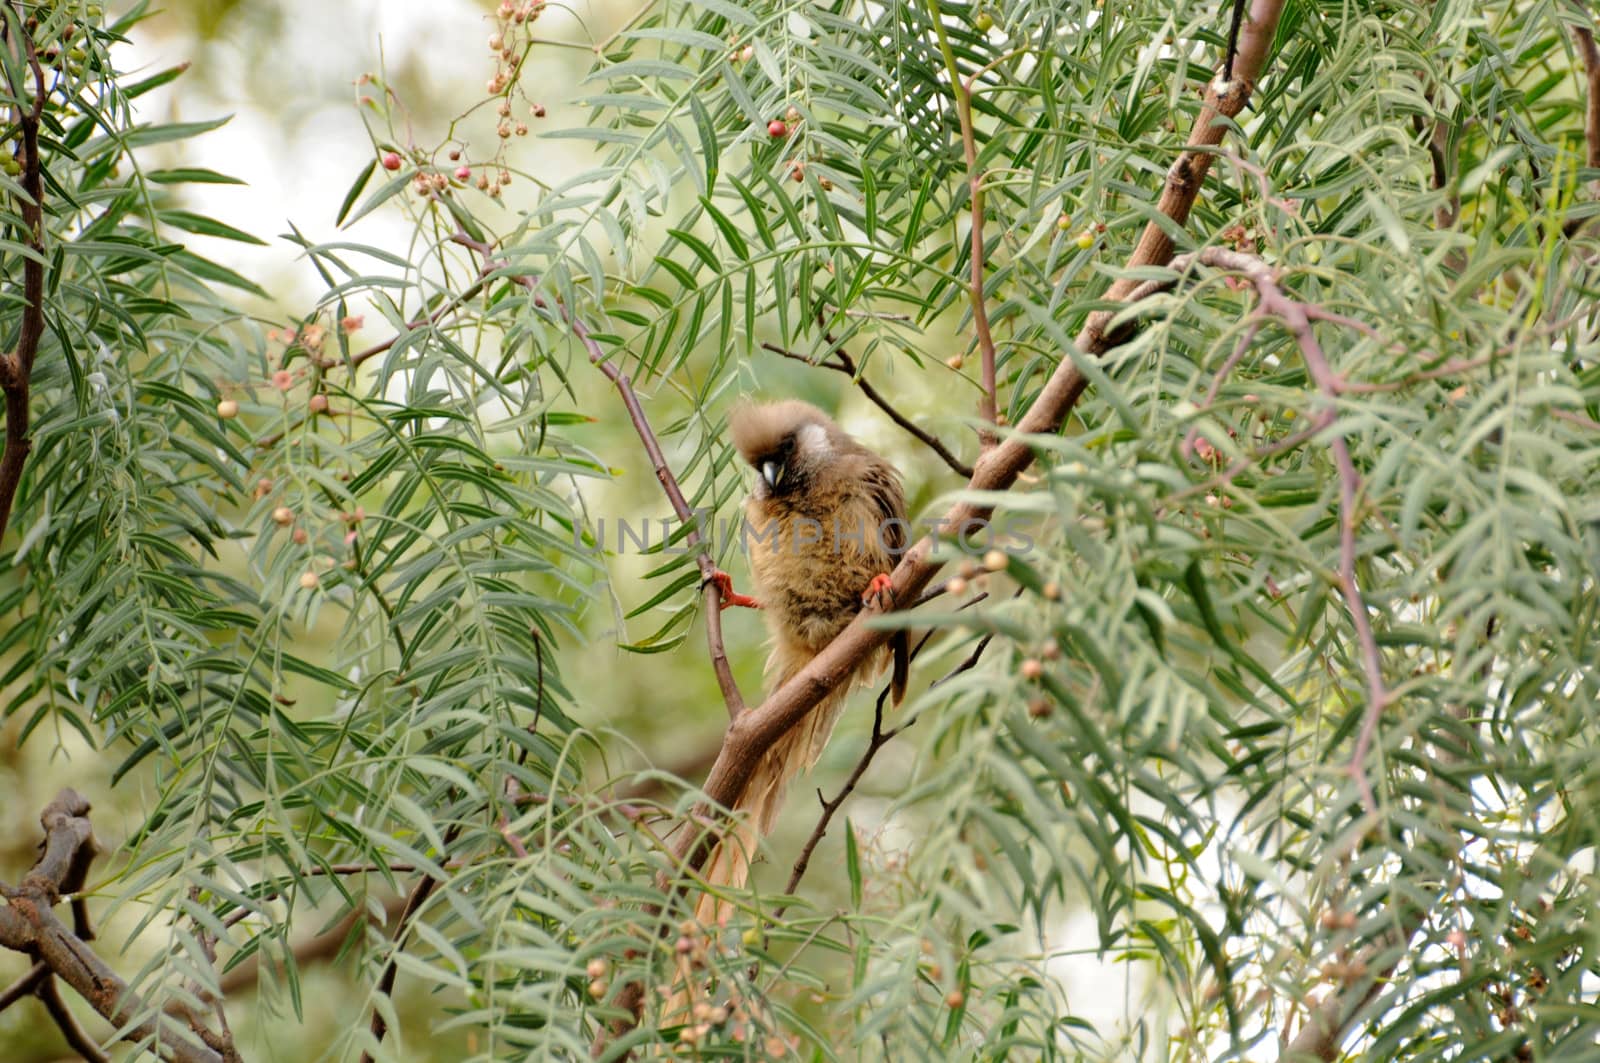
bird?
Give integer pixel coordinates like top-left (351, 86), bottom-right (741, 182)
top-left (697, 399), bottom-right (909, 924)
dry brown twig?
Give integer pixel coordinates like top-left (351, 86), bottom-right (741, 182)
top-left (778, 626), bottom-right (997, 914)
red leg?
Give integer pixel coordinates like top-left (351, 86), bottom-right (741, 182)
top-left (862, 572), bottom-right (895, 611)
top-left (708, 569), bottom-right (761, 610)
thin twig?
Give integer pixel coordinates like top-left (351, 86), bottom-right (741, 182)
top-left (1224, 0), bottom-right (1249, 82)
top-left (776, 694), bottom-right (901, 915)
top-left (763, 340), bottom-right (974, 477)
top-left (38, 974), bottom-right (110, 1063)
top-left (778, 602), bottom-right (997, 911)
top-left (1177, 247), bottom-right (1390, 813)
top-left (183, 887), bottom-right (240, 1063)
top-left (359, 823), bottom-right (461, 1063)
top-left (448, 231), bottom-right (747, 719)
top-left (0, 961), bottom-right (46, 1012)
top-left (925, 0), bottom-right (999, 445)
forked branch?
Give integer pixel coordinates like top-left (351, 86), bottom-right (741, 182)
top-left (0, 791), bottom-right (229, 1063)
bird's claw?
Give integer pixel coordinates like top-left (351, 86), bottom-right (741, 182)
top-left (862, 572), bottom-right (895, 611)
top-left (707, 569), bottom-right (761, 610)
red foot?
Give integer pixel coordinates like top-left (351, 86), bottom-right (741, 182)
top-left (708, 569), bottom-right (761, 610)
top-left (862, 572), bottom-right (895, 610)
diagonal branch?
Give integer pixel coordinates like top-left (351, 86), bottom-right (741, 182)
top-left (37, 974), bottom-right (111, 1063)
top-left (359, 823), bottom-right (461, 1063)
top-left (1574, 22), bottom-right (1600, 172)
top-left (0, 791), bottom-right (227, 1063)
top-left (763, 339), bottom-right (974, 478)
top-left (591, 5), bottom-right (1288, 1045)
top-left (1079, 1), bottom-right (1284, 349)
top-left (1176, 247), bottom-right (1390, 814)
top-left (447, 232), bottom-right (746, 719)
top-left (670, 0), bottom-right (1289, 903)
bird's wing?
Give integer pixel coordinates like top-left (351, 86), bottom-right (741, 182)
top-left (859, 457), bottom-right (908, 555)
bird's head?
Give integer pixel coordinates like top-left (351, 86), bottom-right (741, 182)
top-left (728, 399), bottom-right (838, 499)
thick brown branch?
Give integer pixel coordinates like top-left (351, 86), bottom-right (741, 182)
top-left (676, 0), bottom-right (1286, 882)
top-left (1079, 0), bottom-right (1285, 351)
top-left (0, 20), bottom-right (49, 545)
top-left (1575, 25), bottom-right (1600, 171)
top-left (599, 7), bottom-right (1286, 1045)
top-left (0, 791), bottom-right (227, 1063)
top-left (763, 339), bottom-right (974, 477)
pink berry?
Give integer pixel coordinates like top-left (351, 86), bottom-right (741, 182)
top-left (767, 119), bottom-right (788, 138)
top-left (456, 165), bottom-right (471, 180)
top-left (381, 152), bottom-right (402, 171)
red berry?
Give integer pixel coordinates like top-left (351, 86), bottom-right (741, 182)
top-left (381, 152), bottom-right (401, 171)
top-left (767, 119), bottom-right (788, 138)
top-left (455, 165), bottom-right (471, 180)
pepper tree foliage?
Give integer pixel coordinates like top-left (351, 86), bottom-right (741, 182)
top-left (2, 0), bottom-right (1599, 1059)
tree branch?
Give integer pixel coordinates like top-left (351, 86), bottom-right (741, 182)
top-left (763, 339), bottom-right (974, 478)
top-left (925, 0), bottom-right (999, 445)
top-left (359, 823), bottom-right (460, 1063)
top-left (672, 0), bottom-right (1287, 888)
top-left (0, 960), bottom-right (46, 1012)
top-left (37, 974), bottom-right (110, 1063)
top-left (1078, 0), bottom-right (1285, 350)
top-left (448, 232), bottom-right (747, 719)
top-left (593, 6), bottom-right (1287, 1045)
top-left (0, 15), bottom-right (49, 544)
top-left (1574, 23), bottom-right (1600, 172)
top-left (0, 790), bottom-right (227, 1063)
top-left (1175, 247), bottom-right (1390, 813)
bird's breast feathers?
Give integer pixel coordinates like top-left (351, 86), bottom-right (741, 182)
top-left (742, 491), bottom-right (895, 650)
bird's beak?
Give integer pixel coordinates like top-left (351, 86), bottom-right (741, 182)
top-left (761, 460), bottom-right (783, 488)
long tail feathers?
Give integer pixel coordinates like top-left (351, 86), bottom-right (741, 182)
top-left (694, 648), bottom-right (851, 926)
top-left (889, 629), bottom-right (909, 706)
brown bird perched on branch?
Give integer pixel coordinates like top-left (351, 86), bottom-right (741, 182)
top-left (697, 399), bottom-right (909, 924)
